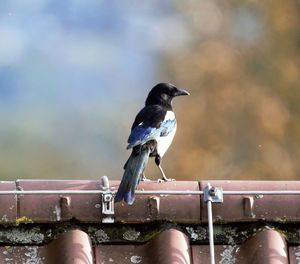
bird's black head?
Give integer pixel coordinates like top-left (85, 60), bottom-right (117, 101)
top-left (145, 83), bottom-right (189, 109)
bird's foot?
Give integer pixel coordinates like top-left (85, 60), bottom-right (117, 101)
top-left (141, 173), bottom-right (151, 182)
top-left (157, 176), bottom-right (175, 183)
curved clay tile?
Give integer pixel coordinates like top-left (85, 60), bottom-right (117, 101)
top-left (95, 228), bottom-right (191, 264)
top-left (42, 229), bottom-right (93, 264)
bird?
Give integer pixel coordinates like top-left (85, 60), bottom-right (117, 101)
top-left (114, 83), bottom-right (189, 205)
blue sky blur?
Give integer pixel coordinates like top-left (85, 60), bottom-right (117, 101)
top-left (0, 0), bottom-right (195, 179)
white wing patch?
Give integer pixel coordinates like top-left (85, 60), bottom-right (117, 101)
top-left (156, 125), bottom-right (177, 157)
top-left (156, 111), bottom-right (177, 157)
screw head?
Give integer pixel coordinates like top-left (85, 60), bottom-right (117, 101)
top-left (103, 194), bottom-right (112, 202)
top-left (209, 187), bottom-right (216, 196)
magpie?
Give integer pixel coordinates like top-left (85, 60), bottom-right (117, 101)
top-left (115, 83), bottom-right (189, 205)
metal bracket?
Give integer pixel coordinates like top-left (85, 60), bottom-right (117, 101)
top-left (203, 183), bottom-right (223, 203)
top-left (101, 176), bottom-right (115, 223)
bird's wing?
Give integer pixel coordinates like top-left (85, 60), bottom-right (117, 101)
top-left (127, 106), bottom-right (176, 149)
top-left (131, 105), bottom-right (165, 130)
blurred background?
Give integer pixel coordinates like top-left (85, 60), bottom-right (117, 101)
top-left (0, 0), bottom-right (299, 181)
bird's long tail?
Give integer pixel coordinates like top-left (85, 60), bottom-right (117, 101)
top-left (115, 147), bottom-right (150, 205)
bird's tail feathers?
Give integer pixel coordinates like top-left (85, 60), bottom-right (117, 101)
top-left (115, 147), bottom-right (150, 205)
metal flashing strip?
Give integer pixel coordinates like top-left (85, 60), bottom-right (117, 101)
top-left (0, 190), bottom-right (299, 195)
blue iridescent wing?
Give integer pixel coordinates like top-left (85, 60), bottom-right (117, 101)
top-left (127, 118), bottom-right (177, 149)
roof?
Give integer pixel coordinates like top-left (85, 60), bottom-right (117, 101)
top-left (0, 179), bottom-right (300, 263)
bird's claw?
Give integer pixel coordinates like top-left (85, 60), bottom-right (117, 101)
top-left (141, 178), bottom-right (152, 182)
top-left (157, 177), bottom-right (175, 183)
top-left (141, 173), bottom-right (151, 182)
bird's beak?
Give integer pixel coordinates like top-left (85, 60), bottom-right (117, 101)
top-left (175, 88), bottom-right (190, 97)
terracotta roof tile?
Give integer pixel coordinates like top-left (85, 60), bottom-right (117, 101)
top-left (17, 180), bottom-right (102, 223)
top-left (289, 247), bottom-right (300, 264)
top-left (0, 181), bottom-right (16, 224)
top-left (96, 229), bottom-right (191, 264)
top-left (201, 180), bottom-right (300, 223)
top-left (237, 228), bottom-right (288, 264)
top-left (0, 179), bottom-right (299, 263)
top-left (1, 179), bottom-right (298, 224)
top-left (114, 181), bottom-right (200, 224)
top-left (0, 228), bottom-right (296, 263)
top-left (42, 230), bottom-right (93, 264)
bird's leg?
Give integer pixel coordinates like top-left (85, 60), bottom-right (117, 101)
top-left (158, 164), bottom-right (175, 182)
top-left (155, 155), bottom-right (175, 182)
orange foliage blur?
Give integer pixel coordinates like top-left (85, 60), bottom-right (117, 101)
top-left (148, 0), bottom-right (300, 180)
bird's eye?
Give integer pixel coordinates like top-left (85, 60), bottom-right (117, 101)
top-left (161, 93), bottom-right (168, 101)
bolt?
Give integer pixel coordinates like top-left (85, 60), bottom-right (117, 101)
top-left (209, 187), bottom-right (216, 196)
top-left (104, 194), bottom-right (112, 202)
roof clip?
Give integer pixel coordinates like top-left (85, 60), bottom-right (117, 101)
top-left (101, 176), bottom-right (115, 223)
top-left (203, 182), bottom-right (223, 204)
